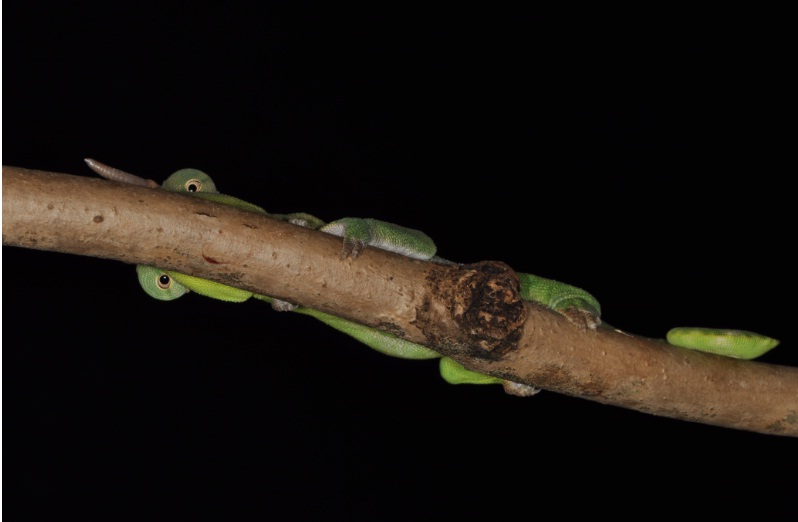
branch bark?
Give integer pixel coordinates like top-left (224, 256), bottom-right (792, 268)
top-left (4, 165), bottom-right (797, 436)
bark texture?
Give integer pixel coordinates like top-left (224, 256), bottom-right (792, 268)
top-left (4, 165), bottom-right (797, 436)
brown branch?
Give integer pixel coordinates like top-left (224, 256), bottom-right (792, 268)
top-left (3, 165), bottom-right (797, 436)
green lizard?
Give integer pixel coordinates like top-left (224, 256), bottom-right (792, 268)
top-left (85, 159), bottom-right (780, 393)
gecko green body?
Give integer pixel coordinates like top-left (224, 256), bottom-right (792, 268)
top-left (87, 160), bottom-right (780, 392)
top-left (665, 327), bottom-right (779, 360)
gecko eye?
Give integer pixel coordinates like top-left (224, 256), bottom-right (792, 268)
top-left (157, 274), bottom-right (172, 289)
top-left (185, 179), bottom-right (203, 192)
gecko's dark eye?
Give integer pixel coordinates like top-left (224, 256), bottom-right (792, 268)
top-left (185, 179), bottom-right (202, 192)
top-left (157, 274), bottom-right (172, 289)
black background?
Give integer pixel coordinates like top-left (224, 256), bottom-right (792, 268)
top-left (3, 4), bottom-right (795, 518)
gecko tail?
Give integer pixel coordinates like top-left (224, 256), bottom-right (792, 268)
top-left (84, 158), bottom-right (159, 188)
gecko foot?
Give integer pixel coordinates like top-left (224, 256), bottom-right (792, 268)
top-left (557, 307), bottom-right (601, 330)
top-left (340, 238), bottom-right (366, 259)
top-left (502, 381), bottom-right (541, 397)
top-left (271, 299), bottom-right (299, 312)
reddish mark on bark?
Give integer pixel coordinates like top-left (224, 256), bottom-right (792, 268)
top-left (203, 254), bottom-right (221, 264)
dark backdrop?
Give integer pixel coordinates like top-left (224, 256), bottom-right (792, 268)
top-left (3, 4), bottom-right (794, 518)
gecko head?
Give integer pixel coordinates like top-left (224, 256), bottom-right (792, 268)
top-left (136, 265), bottom-right (190, 301)
top-left (162, 168), bottom-right (218, 194)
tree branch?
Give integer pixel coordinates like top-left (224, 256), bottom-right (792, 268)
top-left (4, 165), bottom-right (797, 436)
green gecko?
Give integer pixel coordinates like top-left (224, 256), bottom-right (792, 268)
top-left (85, 159), bottom-right (780, 392)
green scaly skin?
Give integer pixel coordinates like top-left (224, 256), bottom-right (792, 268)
top-left (86, 160), bottom-right (781, 393)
